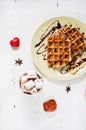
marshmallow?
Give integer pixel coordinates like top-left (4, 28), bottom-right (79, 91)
top-left (20, 70), bottom-right (43, 95)
top-left (35, 79), bottom-right (43, 89)
top-left (24, 80), bottom-right (34, 89)
top-left (29, 87), bottom-right (37, 94)
top-left (20, 75), bottom-right (29, 83)
top-left (28, 70), bottom-right (37, 78)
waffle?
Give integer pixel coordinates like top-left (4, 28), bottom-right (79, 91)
top-left (47, 25), bottom-right (85, 68)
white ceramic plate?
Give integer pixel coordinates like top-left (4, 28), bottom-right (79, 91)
top-left (31, 17), bottom-right (86, 80)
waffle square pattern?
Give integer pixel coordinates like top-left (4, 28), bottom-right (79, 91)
top-left (47, 25), bottom-right (84, 68)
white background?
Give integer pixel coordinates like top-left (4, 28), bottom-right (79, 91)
top-left (0, 0), bottom-right (86, 130)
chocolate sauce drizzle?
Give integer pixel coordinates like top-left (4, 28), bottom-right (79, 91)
top-left (34, 21), bottom-right (61, 48)
top-left (34, 21), bottom-right (62, 60)
top-left (42, 54), bottom-right (47, 60)
top-left (36, 44), bottom-right (47, 54)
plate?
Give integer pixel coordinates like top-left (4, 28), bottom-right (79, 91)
top-left (31, 17), bottom-right (86, 80)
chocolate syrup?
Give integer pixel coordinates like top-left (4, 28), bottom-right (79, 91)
top-left (37, 73), bottom-right (41, 79)
top-left (42, 54), bottom-right (47, 60)
top-left (57, 21), bottom-right (62, 29)
top-left (36, 44), bottom-right (47, 54)
top-left (82, 58), bottom-right (86, 62)
top-left (27, 78), bottom-right (36, 81)
top-left (34, 21), bottom-right (62, 61)
top-left (34, 21), bottom-right (61, 48)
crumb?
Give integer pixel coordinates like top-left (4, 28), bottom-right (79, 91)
top-left (13, 105), bottom-right (15, 108)
top-left (43, 99), bottom-right (57, 112)
top-left (11, 77), bottom-right (16, 86)
top-left (57, 2), bottom-right (59, 8)
top-left (15, 58), bottom-right (23, 66)
top-left (65, 85), bottom-right (71, 93)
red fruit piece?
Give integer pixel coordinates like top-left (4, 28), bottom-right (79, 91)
top-left (10, 37), bottom-right (20, 47)
top-left (43, 99), bottom-right (57, 112)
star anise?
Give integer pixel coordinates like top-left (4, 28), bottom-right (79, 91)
top-left (15, 58), bottom-right (23, 66)
top-left (65, 85), bottom-right (71, 93)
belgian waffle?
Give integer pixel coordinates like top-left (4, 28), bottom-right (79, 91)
top-left (47, 25), bottom-right (85, 68)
